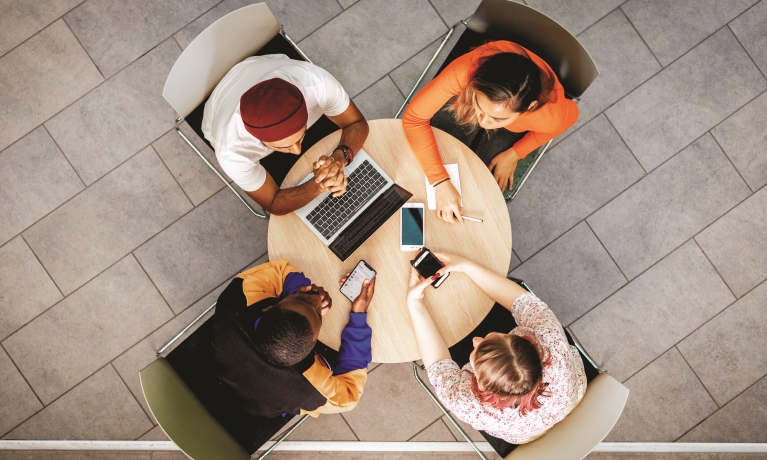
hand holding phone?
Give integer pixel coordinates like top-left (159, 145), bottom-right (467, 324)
top-left (340, 260), bottom-right (377, 312)
top-left (411, 248), bottom-right (449, 288)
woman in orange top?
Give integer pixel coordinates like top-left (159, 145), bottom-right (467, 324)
top-left (402, 41), bottom-right (578, 223)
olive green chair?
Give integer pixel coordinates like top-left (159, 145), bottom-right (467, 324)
top-left (397, 0), bottom-right (599, 201)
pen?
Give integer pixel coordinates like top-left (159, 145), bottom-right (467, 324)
top-left (461, 215), bottom-right (483, 223)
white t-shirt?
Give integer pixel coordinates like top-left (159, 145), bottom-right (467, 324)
top-left (201, 55), bottom-right (350, 192)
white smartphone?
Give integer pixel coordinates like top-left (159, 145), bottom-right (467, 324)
top-left (400, 203), bottom-right (425, 251)
top-left (340, 260), bottom-right (377, 302)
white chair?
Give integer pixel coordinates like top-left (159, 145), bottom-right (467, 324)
top-left (162, 3), bottom-right (311, 218)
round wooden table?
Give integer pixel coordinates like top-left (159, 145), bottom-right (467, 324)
top-left (268, 119), bottom-right (511, 363)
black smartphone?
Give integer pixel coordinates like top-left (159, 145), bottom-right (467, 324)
top-left (411, 248), bottom-right (449, 288)
top-left (340, 260), bottom-right (376, 302)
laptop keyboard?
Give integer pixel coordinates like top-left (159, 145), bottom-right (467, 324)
top-left (306, 160), bottom-right (387, 239)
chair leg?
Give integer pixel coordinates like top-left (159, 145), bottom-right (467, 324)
top-left (281, 27), bottom-right (312, 64)
top-left (156, 302), bottom-right (217, 358)
top-left (173, 118), bottom-right (266, 219)
top-left (395, 27), bottom-right (456, 119)
top-left (508, 139), bottom-right (552, 201)
top-left (565, 327), bottom-right (605, 373)
top-left (412, 365), bottom-right (489, 460)
top-left (257, 414), bottom-right (311, 459)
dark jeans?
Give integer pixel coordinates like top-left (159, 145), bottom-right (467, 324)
top-left (430, 102), bottom-right (526, 166)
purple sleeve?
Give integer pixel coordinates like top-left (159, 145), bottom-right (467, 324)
top-left (281, 272), bottom-right (311, 298)
top-left (333, 313), bottom-right (372, 375)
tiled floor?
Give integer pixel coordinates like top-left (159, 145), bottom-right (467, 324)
top-left (1, 0), bottom-right (767, 454)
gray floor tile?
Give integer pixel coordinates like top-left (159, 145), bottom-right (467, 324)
top-left (0, 0), bottom-right (84, 57)
top-left (152, 123), bottom-right (225, 206)
top-left (587, 134), bottom-right (750, 280)
top-left (695, 185), bottom-right (767, 298)
top-left (133, 188), bottom-right (269, 313)
top-left (389, 23), bottom-right (465, 101)
top-left (605, 348), bottom-right (717, 441)
top-left (44, 38), bottom-right (180, 185)
top-left (566, 9), bottom-right (661, 133)
top-left (570, 240), bottom-right (735, 382)
top-left (678, 280), bottom-right (767, 406)
top-left (606, 27), bottom-right (767, 172)
top-left (621, 0), bottom-right (757, 66)
top-left (174, 0), bottom-right (342, 49)
top-left (410, 419), bottom-right (455, 441)
top-left (64, 0), bottom-right (218, 78)
top-left (0, 126), bottom-right (84, 246)
top-left (508, 251), bottom-right (521, 273)
top-left (286, 414), bottom-right (358, 441)
top-left (112, 277), bottom-right (228, 420)
top-left (0, 348), bottom-right (42, 437)
top-left (428, 0), bottom-right (482, 27)
top-left (298, 0), bottom-right (447, 97)
top-left (0, 237), bottom-right (62, 342)
top-left (352, 76), bottom-right (405, 121)
top-left (711, 90), bottom-right (767, 191)
top-left (526, 0), bottom-right (624, 36)
top-left (138, 425), bottom-right (169, 441)
top-left (510, 222), bottom-right (627, 327)
top-left (4, 365), bottom-right (152, 440)
top-left (0, 19), bottom-right (103, 153)
top-left (337, 0), bottom-right (358, 9)
top-left (342, 363), bottom-right (443, 441)
top-left (730, 0), bottom-right (767, 77)
top-left (2, 255), bottom-right (173, 404)
top-left (509, 115), bottom-right (644, 260)
top-left (22, 146), bottom-right (192, 295)
top-left (680, 375), bottom-right (767, 443)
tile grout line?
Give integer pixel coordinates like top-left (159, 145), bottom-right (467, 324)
top-left (573, 1), bottom-right (629, 38)
top-left (18, 233), bottom-right (65, 299)
top-left (706, 87), bottom-right (767, 189)
top-left (603, 113), bottom-right (647, 175)
top-left (692, 238), bottom-right (739, 301)
top-left (136, 425), bottom-right (158, 442)
top-left (426, 0), bottom-right (450, 30)
top-left (674, 345), bottom-right (721, 409)
top-left (440, 417), bottom-right (461, 442)
top-left (405, 415), bottom-right (450, 441)
top-left (618, 5), bottom-right (663, 69)
top-left (339, 413), bottom-right (361, 441)
top-left (132, 253), bottom-right (176, 318)
top-left (42, 124), bottom-right (87, 187)
top-left (148, 143), bottom-right (196, 209)
top-left (584, 220), bottom-right (629, 282)
top-left (728, 23), bottom-right (767, 83)
top-left (674, 369), bottom-right (767, 442)
top-left (0, 342), bottom-right (45, 409)
top-left (294, 3), bottom-right (356, 48)
top-left (61, 16), bottom-right (105, 81)
top-left (110, 362), bottom-right (156, 427)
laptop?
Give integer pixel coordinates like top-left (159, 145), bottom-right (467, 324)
top-left (294, 149), bottom-right (412, 261)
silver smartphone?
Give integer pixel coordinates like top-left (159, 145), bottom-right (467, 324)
top-left (400, 203), bottom-right (425, 251)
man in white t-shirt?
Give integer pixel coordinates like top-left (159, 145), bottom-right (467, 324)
top-left (202, 54), bottom-right (369, 215)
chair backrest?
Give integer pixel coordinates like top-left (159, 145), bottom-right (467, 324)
top-left (162, 3), bottom-right (280, 119)
top-left (507, 372), bottom-right (629, 460)
top-left (140, 358), bottom-right (250, 460)
top-left (466, 0), bottom-right (599, 98)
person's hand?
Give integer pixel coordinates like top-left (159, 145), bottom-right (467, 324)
top-left (430, 251), bottom-right (470, 275)
top-left (338, 273), bottom-right (376, 313)
top-left (313, 156), bottom-right (348, 197)
top-left (434, 181), bottom-right (463, 224)
top-left (407, 267), bottom-right (434, 306)
top-left (298, 284), bottom-right (332, 316)
top-left (488, 148), bottom-right (520, 191)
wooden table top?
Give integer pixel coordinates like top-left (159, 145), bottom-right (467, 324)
top-left (268, 119), bottom-right (512, 363)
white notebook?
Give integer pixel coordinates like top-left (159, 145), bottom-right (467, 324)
top-left (425, 163), bottom-right (461, 210)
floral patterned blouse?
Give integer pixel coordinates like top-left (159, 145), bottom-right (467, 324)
top-left (428, 293), bottom-right (587, 444)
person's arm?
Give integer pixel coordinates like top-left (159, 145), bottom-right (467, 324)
top-left (327, 100), bottom-right (368, 160)
top-left (431, 252), bottom-right (528, 312)
top-left (244, 171), bottom-right (327, 216)
top-left (406, 268), bottom-right (451, 369)
top-left (511, 98), bottom-right (579, 159)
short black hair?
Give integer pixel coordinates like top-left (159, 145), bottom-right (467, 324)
top-left (253, 304), bottom-right (315, 366)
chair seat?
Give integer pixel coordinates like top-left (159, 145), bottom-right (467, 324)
top-left (183, 33), bottom-right (339, 187)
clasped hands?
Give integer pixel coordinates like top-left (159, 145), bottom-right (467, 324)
top-left (311, 151), bottom-right (349, 197)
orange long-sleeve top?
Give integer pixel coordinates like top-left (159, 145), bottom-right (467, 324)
top-left (402, 41), bottom-right (579, 184)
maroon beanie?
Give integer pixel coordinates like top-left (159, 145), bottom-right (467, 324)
top-left (239, 78), bottom-right (308, 142)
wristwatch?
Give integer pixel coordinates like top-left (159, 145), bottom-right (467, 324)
top-left (334, 145), bottom-right (354, 164)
